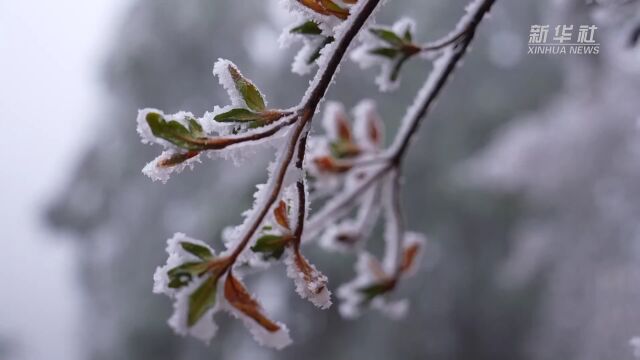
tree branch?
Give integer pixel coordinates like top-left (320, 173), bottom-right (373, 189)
top-left (227, 0), bottom-right (382, 263)
top-left (306, 0), bottom-right (495, 241)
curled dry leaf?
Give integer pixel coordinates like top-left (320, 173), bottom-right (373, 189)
top-left (335, 111), bottom-right (352, 142)
top-left (313, 156), bottom-right (352, 173)
top-left (285, 248), bottom-right (332, 309)
top-left (274, 200), bottom-right (291, 231)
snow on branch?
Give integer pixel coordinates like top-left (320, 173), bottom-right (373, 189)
top-left (137, 0), bottom-right (495, 350)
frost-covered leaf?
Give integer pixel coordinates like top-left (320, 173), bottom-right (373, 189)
top-left (188, 275), bottom-right (219, 327)
top-left (157, 151), bottom-right (201, 168)
top-left (290, 20), bottom-right (323, 35)
top-left (357, 280), bottom-right (395, 304)
top-left (227, 65), bottom-right (266, 112)
top-left (400, 243), bottom-right (420, 273)
top-left (307, 36), bottom-right (335, 64)
top-left (273, 200), bottom-right (291, 231)
top-left (223, 273), bottom-right (292, 349)
top-left (167, 262), bottom-right (209, 289)
top-left (146, 112), bottom-right (205, 150)
top-left (296, 0), bottom-right (330, 16)
top-left (398, 232), bottom-right (426, 277)
top-left (369, 28), bottom-right (405, 47)
top-left (369, 47), bottom-right (400, 59)
top-left (224, 273), bottom-right (281, 332)
top-left (337, 252), bottom-right (407, 319)
top-left (180, 242), bottom-right (214, 261)
top-left (142, 150), bottom-right (202, 183)
top-left (188, 118), bottom-right (204, 137)
top-left (214, 108), bottom-right (264, 123)
top-left (330, 139), bottom-right (360, 158)
top-left (251, 235), bottom-right (289, 260)
top-left (351, 18), bottom-right (420, 92)
top-left (153, 233), bottom-right (217, 295)
top-left (313, 156), bottom-right (352, 173)
top-left (285, 248), bottom-right (332, 309)
top-left (390, 54), bottom-right (412, 82)
top-left (296, 0), bottom-right (349, 20)
top-left (318, 0), bottom-right (349, 19)
top-left (403, 26), bottom-right (413, 42)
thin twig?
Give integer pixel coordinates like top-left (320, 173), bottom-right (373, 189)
top-left (293, 180), bottom-right (306, 252)
top-left (305, 0), bottom-right (495, 242)
top-left (390, 0), bottom-right (496, 163)
top-left (387, 168), bottom-right (405, 277)
top-left (227, 0), bottom-right (382, 264)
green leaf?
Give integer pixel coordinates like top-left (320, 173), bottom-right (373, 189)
top-left (146, 112), bottom-right (204, 150)
top-left (357, 282), bottom-right (392, 303)
top-left (329, 139), bottom-right (359, 159)
top-left (369, 28), bottom-right (404, 47)
top-left (188, 275), bottom-right (218, 327)
top-left (403, 27), bottom-right (413, 42)
top-left (188, 119), bottom-right (204, 138)
top-left (180, 242), bottom-right (213, 261)
top-left (368, 47), bottom-right (399, 59)
top-left (290, 21), bottom-right (322, 35)
top-left (214, 108), bottom-right (263, 123)
top-left (250, 235), bottom-right (288, 260)
top-left (167, 261), bottom-right (210, 289)
top-left (227, 65), bottom-right (266, 112)
top-left (390, 53), bottom-right (412, 82)
top-left (307, 36), bottom-right (335, 65)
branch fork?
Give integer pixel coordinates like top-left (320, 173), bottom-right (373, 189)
top-left (140, 0), bottom-right (495, 349)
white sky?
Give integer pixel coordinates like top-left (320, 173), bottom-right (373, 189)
top-left (0, 1), bottom-right (129, 359)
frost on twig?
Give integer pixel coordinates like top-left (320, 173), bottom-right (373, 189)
top-left (280, 0), bottom-right (362, 75)
top-left (337, 231), bottom-right (425, 319)
top-left (137, 59), bottom-right (292, 182)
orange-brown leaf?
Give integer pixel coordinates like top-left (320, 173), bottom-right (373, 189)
top-left (319, 0), bottom-right (350, 19)
top-left (400, 243), bottom-right (420, 274)
top-left (313, 156), bottom-right (351, 173)
top-left (158, 151), bottom-right (200, 168)
top-left (297, 0), bottom-right (330, 15)
top-left (273, 200), bottom-right (290, 231)
top-left (294, 250), bottom-right (327, 295)
top-left (224, 273), bottom-right (281, 332)
top-left (335, 113), bottom-right (352, 142)
top-left (368, 116), bottom-right (381, 146)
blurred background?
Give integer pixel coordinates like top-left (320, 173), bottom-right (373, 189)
top-left (3, 0), bottom-right (640, 359)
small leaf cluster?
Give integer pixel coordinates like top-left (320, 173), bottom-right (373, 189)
top-left (367, 26), bottom-right (421, 83)
top-left (155, 234), bottom-right (291, 347)
top-left (311, 101), bottom-right (382, 175)
top-left (165, 240), bottom-right (226, 326)
top-left (357, 240), bottom-right (422, 306)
